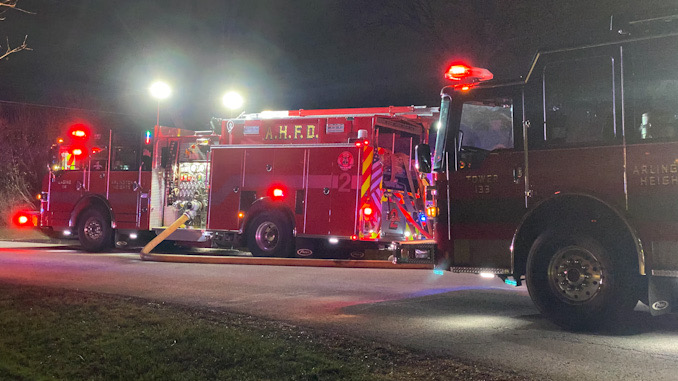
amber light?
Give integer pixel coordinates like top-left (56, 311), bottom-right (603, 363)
top-left (238, 211), bottom-right (244, 219)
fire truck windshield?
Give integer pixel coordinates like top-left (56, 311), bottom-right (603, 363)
top-left (459, 100), bottom-right (513, 151)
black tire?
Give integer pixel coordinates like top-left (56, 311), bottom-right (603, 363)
top-left (246, 211), bottom-right (293, 258)
top-left (526, 230), bottom-right (640, 331)
top-left (77, 208), bottom-right (113, 252)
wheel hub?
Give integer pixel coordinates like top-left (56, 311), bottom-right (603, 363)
top-left (549, 246), bottom-right (604, 303)
top-left (255, 221), bottom-right (279, 251)
top-left (84, 218), bottom-right (103, 241)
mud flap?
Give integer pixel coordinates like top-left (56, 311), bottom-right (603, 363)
top-left (648, 275), bottom-right (676, 316)
top-left (294, 237), bottom-right (316, 258)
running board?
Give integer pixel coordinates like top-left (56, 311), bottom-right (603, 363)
top-left (451, 267), bottom-right (511, 275)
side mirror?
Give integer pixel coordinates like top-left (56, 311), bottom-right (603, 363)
top-left (415, 144), bottom-right (431, 173)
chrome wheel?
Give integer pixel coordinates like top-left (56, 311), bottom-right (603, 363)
top-left (548, 245), bottom-right (604, 303)
top-left (77, 208), bottom-right (113, 252)
top-left (255, 221), bottom-right (280, 252)
top-left (83, 217), bottom-right (104, 241)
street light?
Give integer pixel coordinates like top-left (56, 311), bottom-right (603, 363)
top-left (222, 91), bottom-right (244, 115)
top-left (149, 81), bottom-right (171, 127)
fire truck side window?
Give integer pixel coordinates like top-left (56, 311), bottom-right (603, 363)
top-left (543, 55), bottom-right (615, 146)
top-left (111, 132), bottom-right (140, 171)
top-left (459, 100), bottom-right (513, 151)
top-left (624, 36), bottom-right (678, 142)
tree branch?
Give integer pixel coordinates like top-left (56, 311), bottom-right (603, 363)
top-left (0, 35), bottom-right (31, 61)
top-left (0, 0), bottom-right (34, 20)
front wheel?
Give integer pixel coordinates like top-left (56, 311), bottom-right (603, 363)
top-left (526, 231), bottom-right (640, 331)
top-left (77, 208), bottom-right (113, 252)
top-left (246, 211), bottom-right (293, 258)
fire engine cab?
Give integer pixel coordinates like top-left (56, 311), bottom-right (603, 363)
top-left (408, 15), bottom-right (678, 330)
top-left (40, 106), bottom-right (438, 259)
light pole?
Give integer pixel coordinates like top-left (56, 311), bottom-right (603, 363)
top-left (149, 81), bottom-right (171, 127)
top-left (222, 91), bottom-right (244, 118)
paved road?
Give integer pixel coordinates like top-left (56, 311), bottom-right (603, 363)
top-left (1, 241), bottom-right (677, 380)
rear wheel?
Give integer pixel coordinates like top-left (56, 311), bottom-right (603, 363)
top-left (77, 208), bottom-right (113, 252)
top-left (526, 231), bottom-right (640, 331)
top-left (246, 211), bottom-right (293, 258)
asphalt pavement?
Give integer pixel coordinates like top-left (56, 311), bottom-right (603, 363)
top-left (1, 241), bottom-right (677, 380)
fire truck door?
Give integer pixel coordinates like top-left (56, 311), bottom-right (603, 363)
top-left (526, 51), bottom-right (624, 218)
top-left (446, 92), bottom-right (525, 271)
top-left (304, 146), bottom-right (360, 236)
top-left (106, 132), bottom-right (146, 230)
top-left (48, 170), bottom-right (87, 227)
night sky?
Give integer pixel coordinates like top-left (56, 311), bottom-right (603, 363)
top-left (1, 1), bottom-right (676, 129)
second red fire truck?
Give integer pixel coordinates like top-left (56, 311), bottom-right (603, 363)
top-left (39, 106), bottom-right (438, 259)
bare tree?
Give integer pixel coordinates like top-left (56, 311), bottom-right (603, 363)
top-left (0, 0), bottom-right (32, 61)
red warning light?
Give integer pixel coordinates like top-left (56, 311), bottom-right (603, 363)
top-left (68, 123), bottom-right (90, 140)
top-left (12, 210), bottom-right (36, 228)
top-left (268, 185), bottom-right (286, 200)
top-left (444, 64), bottom-right (493, 87)
top-left (71, 148), bottom-right (84, 156)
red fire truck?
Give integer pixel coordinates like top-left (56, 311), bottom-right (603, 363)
top-left (39, 106), bottom-right (438, 259)
top-left (404, 16), bottom-right (678, 330)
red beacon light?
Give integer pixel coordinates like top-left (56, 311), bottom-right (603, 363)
top-left (12, 210), bottom-right (36, 228)
top-left (268, 185), bottom-right (286, 201)
top-left (444, 64), bottom-right (493, 88)
top-left (354, 139), bottom-right (369, 148)
top-left (68, 123), bottom-right (90, 140)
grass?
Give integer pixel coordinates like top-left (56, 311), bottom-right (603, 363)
top-left (0, 226), bottom-right (50, 242)
top-left (0, 284), bottom-right (530, 381)
top-left (0, 283), bottom-right (390, 381)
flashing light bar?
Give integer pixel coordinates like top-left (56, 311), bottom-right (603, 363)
top-left (444, 64), bottom-right (493, 88)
